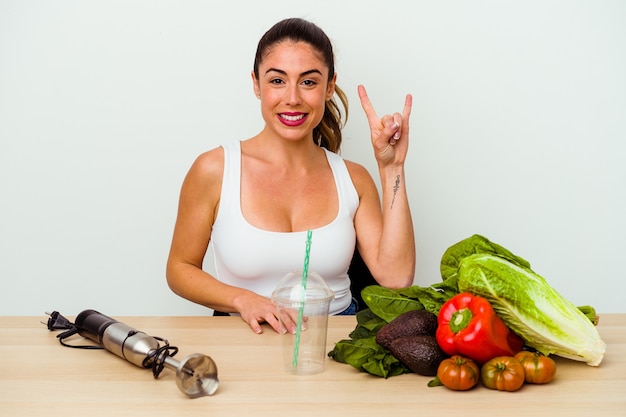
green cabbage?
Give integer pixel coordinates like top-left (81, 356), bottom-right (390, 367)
top-left (457, 253), bottom-right (606, 366)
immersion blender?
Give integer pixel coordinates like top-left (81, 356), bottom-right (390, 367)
top-left (71, 309), bottom-right (219, 398)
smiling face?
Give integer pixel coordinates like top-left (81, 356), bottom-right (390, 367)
top-left (252, 41), bottom-right (336, 143)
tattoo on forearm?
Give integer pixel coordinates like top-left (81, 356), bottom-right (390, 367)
top-left (391, 175), bottom-right (401, 209)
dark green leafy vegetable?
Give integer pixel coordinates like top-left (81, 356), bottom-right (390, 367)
top-left (361, 286), bottom-right (424, 322)
top-left (328, 309), bottom-right (409, 377)
top-left (348, 308), bottom-right (387, 339)
top-left (396, 276), bottom-right (459, 316)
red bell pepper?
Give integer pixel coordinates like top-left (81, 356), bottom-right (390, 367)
top-left (436, 292), bottom-right (523, 364)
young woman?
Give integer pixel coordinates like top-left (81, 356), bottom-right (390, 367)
top-left (166, 17), bottom-right (415, 334)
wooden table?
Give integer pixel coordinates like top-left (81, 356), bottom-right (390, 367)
top-left (1, 314), bottom-right (625, 417)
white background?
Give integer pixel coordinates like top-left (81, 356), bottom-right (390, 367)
top-left (1, 0), bottom-right (624, 316)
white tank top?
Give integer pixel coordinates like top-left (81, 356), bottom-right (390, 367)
top-left (211, 141), bottom-right (359, 314)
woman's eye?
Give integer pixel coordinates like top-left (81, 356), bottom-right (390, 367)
top-left (302, 79), bottom-right (317, 87)
top-left (270, 78), bottom-right (284, 85)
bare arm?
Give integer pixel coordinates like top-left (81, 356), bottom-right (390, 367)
top-left (350, 85), bottom-right (415, 288)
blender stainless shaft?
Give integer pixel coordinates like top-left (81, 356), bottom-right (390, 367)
top-left (74, 309), bottom-right (219, 398)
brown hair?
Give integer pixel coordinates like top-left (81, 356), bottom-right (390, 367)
top-left (253, 18), bottom-right (348, 153)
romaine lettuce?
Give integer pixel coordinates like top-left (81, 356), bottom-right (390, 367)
top-left (457, 253), bottom-right (606, 366)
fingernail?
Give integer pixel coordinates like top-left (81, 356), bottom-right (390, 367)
top-left (393, 131), bottom-right (400, 140)
top-left (389, 139), bottom-right (397, 146)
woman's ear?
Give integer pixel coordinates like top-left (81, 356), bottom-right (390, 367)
top-left (326, 73), bottom-right (337, 100)
top-left (252, 71), bottom-right (261, 99)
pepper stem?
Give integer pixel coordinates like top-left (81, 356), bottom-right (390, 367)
top-left (449, 308), bottom-right (473, 333)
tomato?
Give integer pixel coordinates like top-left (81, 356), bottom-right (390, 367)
top-left (514, 351), bottom-right (557, 384)
top-left (481, 356), bottom-right (525, 392)
top-left (437, 355), bottom-right (480, 391)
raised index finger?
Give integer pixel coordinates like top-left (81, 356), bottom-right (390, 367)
top-left (357, 84), bottom-right (379, 124)
top-left (402, 93), bottom-right (413, 121)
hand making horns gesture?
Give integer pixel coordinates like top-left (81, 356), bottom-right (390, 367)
top-left (358, 84), bottom-right (413, 166)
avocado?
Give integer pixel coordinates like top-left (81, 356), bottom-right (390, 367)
top-left (375, 309), bottom-right (438, 349)
top-left (388, 335), bottom-right (448, 376)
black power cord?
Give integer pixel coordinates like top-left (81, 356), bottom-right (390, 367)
top-left (143, 337), bottom-right (179, 378)
top-left (44, 311), bottom-right (73, 330)
top-left (44, 311), bottom-right (102, 349)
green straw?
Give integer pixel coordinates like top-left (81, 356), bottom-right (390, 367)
top-left (292, 229), bottom-right (312, 368)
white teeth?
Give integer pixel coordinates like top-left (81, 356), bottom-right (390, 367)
top-left (280, 114), bottom-right (304, 121)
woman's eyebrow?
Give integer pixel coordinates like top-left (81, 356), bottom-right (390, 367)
top-left (264, 68), bottom-right (323, 77)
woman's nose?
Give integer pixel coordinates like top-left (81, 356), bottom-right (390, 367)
top-left (284, 85), bottom-right (302, 105)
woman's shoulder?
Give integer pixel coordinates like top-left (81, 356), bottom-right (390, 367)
top-left (342, 158), bottom-right (376, 194)
top-left (343, 158), bottom-right (371, 179)
top-left (187, 145), bottom-right (225, 184)
top-left (176, 146), bottom-right (226, 211)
